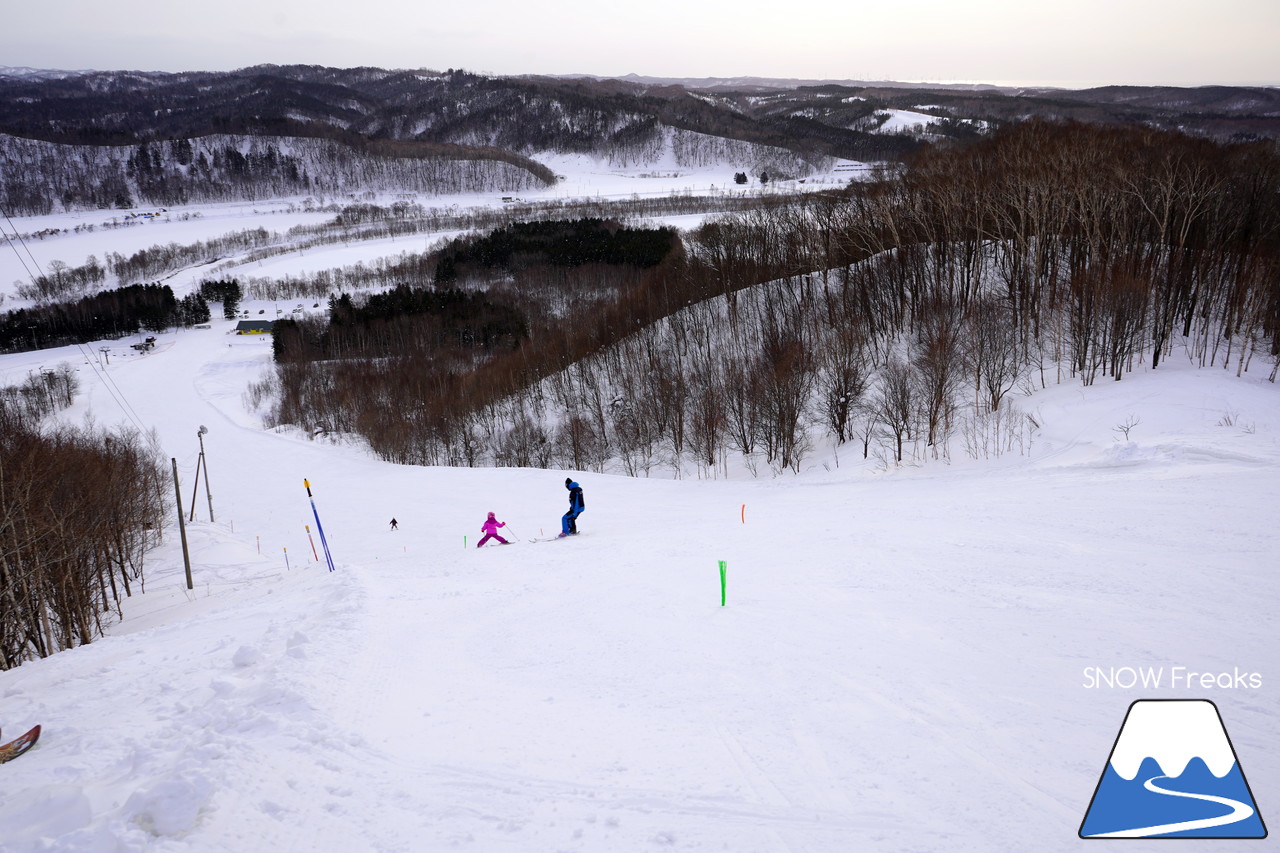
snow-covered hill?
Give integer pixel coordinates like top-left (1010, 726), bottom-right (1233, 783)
top-left (0, 184), bottom-right (1276, 851)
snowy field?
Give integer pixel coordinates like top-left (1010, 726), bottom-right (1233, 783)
top-left (0, 150), bottom-right (855, 316)
top-left (875, 109), bottom-right (940, 133)
top-left (0, 162), bottom-right (1277, 851)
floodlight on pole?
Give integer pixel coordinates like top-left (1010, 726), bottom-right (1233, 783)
top-left (197, 426), bottom-right (215, 523)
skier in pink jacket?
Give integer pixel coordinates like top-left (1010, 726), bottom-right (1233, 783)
top-left (477, 511), bottom-right (509, 547)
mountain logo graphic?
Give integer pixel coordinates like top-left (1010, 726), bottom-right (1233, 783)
top-left (1080, 699), bottom-right (1267, 838)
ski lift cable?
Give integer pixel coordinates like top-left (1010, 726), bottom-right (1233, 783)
top-left (0, 215), bottom-right (43, 285)
top-left (1, 202), bottom-right (152, 436)
top-left (1, 208), bottom-right (53, 283)
top-left (91, 350), bottom-right (150, 432)
top-left (69, 341), bottom-right (151, 435)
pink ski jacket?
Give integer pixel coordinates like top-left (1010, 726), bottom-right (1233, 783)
top-left (480, 513), bottom-right (505, 535)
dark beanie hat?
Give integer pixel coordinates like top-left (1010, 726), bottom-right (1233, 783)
top-left (565, 477), bottom-right (572, 486)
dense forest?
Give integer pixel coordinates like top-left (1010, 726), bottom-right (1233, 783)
top-left (0, 283), bottom-right (207, 352)
top-left (0, 66), bottom-right (918, 162)
top-left (4, 66), bottom-right (1275, 163)
top-left (254, 121), bottom-right (1280, 473)
top-left (433, 218), bottom-right (677, 281)
top-left (274, 285), bottom-right (528, 362)
top-left (1, 366), bottom-right (169, 668)
top-left (270, 219), bottom-right (679, 363)
top-left (0, 133), bottom-right (551, 216)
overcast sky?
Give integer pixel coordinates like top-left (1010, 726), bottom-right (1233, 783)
top-left (4, 0), bottom-right (1278, 87)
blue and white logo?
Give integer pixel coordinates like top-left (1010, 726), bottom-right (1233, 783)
top-left (1080, 699), bottom-right (1267, 838)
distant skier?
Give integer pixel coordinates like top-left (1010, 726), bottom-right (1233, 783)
top-left (560, 478), bottom-right (584, 537)
top-left (477, 511), bottom-right (509, 547)
top-left (389, 518), bottom-right (399, 531)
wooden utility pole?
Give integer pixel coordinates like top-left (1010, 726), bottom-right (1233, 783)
top-left (171, 458), bottom-right (193, 589)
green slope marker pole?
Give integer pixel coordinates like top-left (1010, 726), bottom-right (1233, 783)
top-left (464, 535), bottom-right (467, 549)
top-left (719, 560), bottom-right (727, 606)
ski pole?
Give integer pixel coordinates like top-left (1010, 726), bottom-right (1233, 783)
top-left (504, 525), bottom-right (521, 542)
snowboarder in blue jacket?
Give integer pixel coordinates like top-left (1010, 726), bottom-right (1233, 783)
top-left (560, 478), bottom-right (584, 536)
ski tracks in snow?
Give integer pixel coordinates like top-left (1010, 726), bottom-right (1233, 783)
top-left (191, 570), bottom-right (373, 853)
top-left (712, 724), bottom-right (891, 851)
top-left (0, 564), bottom-right (372, 852)
top-left (299, 551), bottom-right (898, 851)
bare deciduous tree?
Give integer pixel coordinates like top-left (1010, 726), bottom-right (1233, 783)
top-left (876, 358), bottom-right (918, 464)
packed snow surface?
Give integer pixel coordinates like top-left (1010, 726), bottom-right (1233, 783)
top-left (874, 109), bottom-right (938, 133)
top-left (0, 175), bottom-right (1277, 851)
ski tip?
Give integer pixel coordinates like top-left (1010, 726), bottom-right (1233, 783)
top-left (0, 724), bottom-right (41, 764)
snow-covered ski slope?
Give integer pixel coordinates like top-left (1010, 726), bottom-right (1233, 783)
top-left (0, 168), bottom-right (1277, 851)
